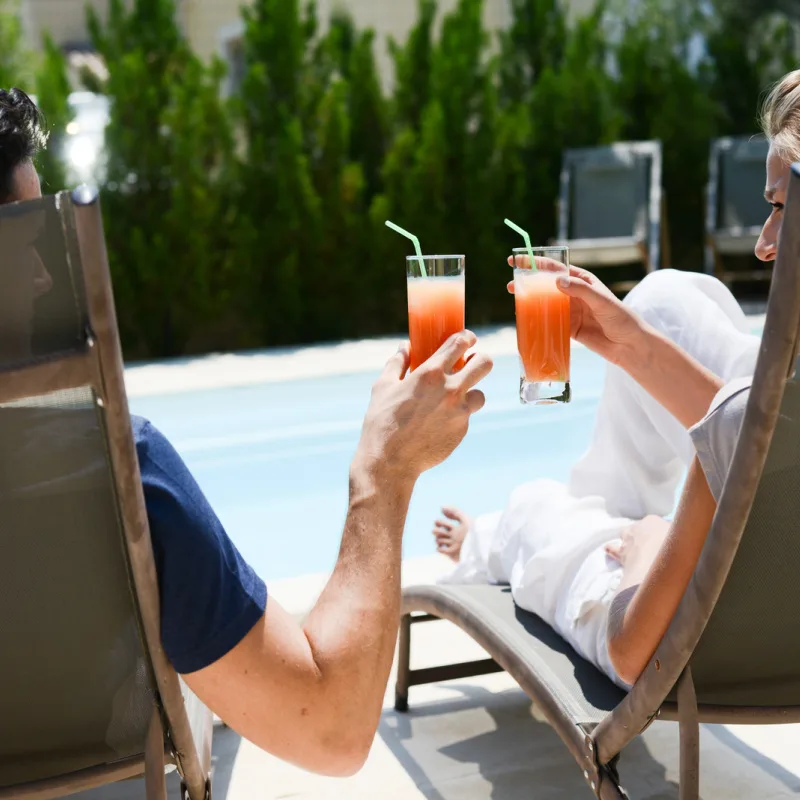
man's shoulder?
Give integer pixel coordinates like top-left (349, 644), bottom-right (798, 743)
top-left (129, 415), bottom-right (188, 489)
top-left (130, 414), bottom-right (153, 444)
top-left (130, 415), bottom-right (174, 461)
top-left (128, 420), bottom-right (267, 675)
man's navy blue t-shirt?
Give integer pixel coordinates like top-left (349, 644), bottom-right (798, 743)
top-left (132, 416), bottom-right (267, 674)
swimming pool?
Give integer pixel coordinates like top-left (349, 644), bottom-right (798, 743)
top-left (129, 343), bottom-right (609, 581)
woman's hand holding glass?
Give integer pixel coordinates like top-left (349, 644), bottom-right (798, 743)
top-left (507, 257), bottom-right (645, 368)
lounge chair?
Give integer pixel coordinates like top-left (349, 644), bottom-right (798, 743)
top-left (705, 135), bottom-right (772, 285)
top-left (555, 141), bottom-right (667, 284)
top-left (0, 188), bottom-right (212, 800)
top-left (395, 163), bottom-right (800, 799)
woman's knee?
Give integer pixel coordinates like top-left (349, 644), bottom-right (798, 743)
top-left (623, 269), bottom-right (731, 328)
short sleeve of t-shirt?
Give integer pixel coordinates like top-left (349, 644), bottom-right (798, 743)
top-left (689, 377), bottom-right (752, 501)
top-left (132, 416), bottom-right (267, 674)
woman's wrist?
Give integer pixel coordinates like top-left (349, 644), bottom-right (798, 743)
top-left (613, 321), bottom-right (723, 428)
top-left (608, 316), bottom-right (655, 372)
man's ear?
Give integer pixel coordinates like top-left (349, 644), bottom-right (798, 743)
top-left (7, 161), bottom-right (42, 204)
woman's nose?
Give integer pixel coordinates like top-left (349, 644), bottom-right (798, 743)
top-left (755, 216), bottom-right (779, 262)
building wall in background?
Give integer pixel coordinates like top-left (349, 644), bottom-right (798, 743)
top-left (21, 0), bottom-right (194, 48)
top-left (192, 0), bottom-right (597, 94)
top-left (187, 0), bottom-right (512, 62)
top-left (21, 0), bottom-right (120, 48)
top-left (21, 0), bottom-right (597, 63)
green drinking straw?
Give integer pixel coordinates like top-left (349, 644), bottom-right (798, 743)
top-left (385, 220), bottom-right (427, 278)
top-left (504, 218), bottom-right (537, 272)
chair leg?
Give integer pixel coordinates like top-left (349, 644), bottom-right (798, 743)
top-left (678, 667), bottom-right (700, 800)
top-left (597, 770), bottom-right (628, 799)
top-left (591, 752), bottom-right (630, 799)
top-left (182, 779), bottom-right (212, 799)
top-left (395, 613), bottom-right (412, 712)
top-left (145, 706), bottom-right (168, 800)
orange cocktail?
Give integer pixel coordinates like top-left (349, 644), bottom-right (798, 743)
top-left (406, 256), bottom-right (465, 371)
top-left (513, 248), bottom-right (571, 404)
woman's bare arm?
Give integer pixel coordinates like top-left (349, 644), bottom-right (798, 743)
top-left (618, 327), bottom-right (723, 429)
top-left (607, 459), bottom-right (717, 685)
top-left (509, 262), bottom-right (725, 428)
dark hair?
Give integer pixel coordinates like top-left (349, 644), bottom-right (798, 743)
top-left (0, 88), bottom-right (47, 203)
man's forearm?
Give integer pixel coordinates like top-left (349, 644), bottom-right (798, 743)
top-left (181, 335), bottom-right (490, 777)
top-left (301, 462), bottom-right (414, 754)
top-left (618, 323), bottom-right (723, 429)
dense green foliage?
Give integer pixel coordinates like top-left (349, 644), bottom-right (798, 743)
top-left (0, 0), bottom-right (31, 88)
top-left (2, 0), bottom-right (798, 357)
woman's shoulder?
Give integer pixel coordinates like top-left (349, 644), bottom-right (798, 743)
top-left (708, 377), bottom-right (752, 418)
top-left (689, 377), bottom-right (752, 501)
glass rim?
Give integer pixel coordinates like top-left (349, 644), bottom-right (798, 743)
top-left (405, 254), bottom-right (465, 261)
top-left (512, 246), bottom-right (568, 254)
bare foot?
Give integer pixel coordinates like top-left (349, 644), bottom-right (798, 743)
top-left (432, 506), bottom-right (472, 562)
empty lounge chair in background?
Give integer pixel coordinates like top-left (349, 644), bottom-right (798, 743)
top-left (0, 188), bottom-right (212, 800)
top-left (556, 140), bottom-right (667, 288)
top-left (706, 135), bottom-right (771, 285)
top-left (396, 162), bottom-right (800, 800)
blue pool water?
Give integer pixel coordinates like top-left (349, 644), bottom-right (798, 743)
top-left (128, 345), bottom-right (608, 581)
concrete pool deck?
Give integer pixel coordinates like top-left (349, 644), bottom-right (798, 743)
top-left (123, 326), bottom-right (527, 398)
top-left (72, 554), bottom-right (800, 800)
top-left (124, 314), bottom-right (768, 400)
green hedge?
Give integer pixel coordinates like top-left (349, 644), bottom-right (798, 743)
top-left (20, 0), bottom-right (800, 357)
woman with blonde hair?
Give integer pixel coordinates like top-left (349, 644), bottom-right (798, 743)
top-left (435, 70), bottom-right (800, 688)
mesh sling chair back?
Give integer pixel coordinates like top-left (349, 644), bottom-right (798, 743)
top-left (556, 141), bottom-right (666, 278)
top-left (705, 135), bottom-right (772, 285)
top-left (0, 188), bottom-right (212, 800)
top-left (396, 163), bottom-right (800, 800)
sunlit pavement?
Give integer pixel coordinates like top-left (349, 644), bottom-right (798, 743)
top-left (73, 555), bottom-right (800, 800)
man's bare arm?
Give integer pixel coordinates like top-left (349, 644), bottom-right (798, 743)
top-left (182, 333), bottom-right (492, 776)
top-left (181, 465), bottom-right (413, 776)
top-left (607, 459), bottom-right (717, 685)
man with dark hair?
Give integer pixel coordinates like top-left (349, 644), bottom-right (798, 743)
top-left (0, 89), bottom-right (53, 362)
top-left (0, 89), bottom-right (47, 203)
top-left (0, 87), bottom-right (494, 775)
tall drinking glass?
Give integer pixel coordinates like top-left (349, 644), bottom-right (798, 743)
top-left (513, 246), bottom-right (571, 405)
top-left (407, 255), bottom-right (466, 371)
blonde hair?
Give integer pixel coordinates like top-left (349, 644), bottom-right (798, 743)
top-left (762, 70), bottom-right (800, 163)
